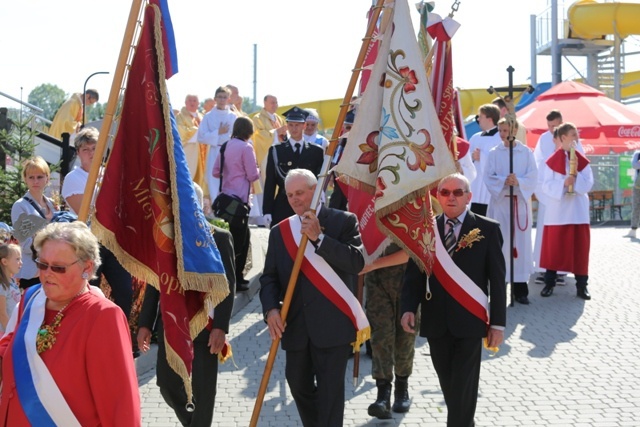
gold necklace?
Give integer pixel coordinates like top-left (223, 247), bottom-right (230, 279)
top-left (36, 286), bottom-right (87, 354)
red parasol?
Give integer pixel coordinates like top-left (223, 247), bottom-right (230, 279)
top-left (518, 81), bottom-right (640, 155)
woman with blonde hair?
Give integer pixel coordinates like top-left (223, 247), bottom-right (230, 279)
top-left (11, 156), bottom-right (59, 289)
top-left (0, 221), bottom-right (140, 426)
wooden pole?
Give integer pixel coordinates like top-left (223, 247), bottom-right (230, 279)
top-left (249, 1), bottom-right (387, 425)
top-left (352, 274), bottom-right (365, 386)
top-left (77, 0), bottom-right (145, 222)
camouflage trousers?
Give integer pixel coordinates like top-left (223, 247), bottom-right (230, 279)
top-left (365, 263), bottom-right (419, 381)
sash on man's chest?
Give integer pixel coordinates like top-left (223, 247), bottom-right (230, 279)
top-left (280, 215), bottom-right (370, 350)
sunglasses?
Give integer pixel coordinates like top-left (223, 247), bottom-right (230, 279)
top-left (439, 188), bottom-right (467, 197)
top-left (35, 258), bottom-right (81, 274)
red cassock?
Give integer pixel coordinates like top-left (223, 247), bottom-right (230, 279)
top-left (0, 289), bottom-right (141, 426)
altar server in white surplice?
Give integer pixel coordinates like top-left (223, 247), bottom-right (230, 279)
top-left (485, 118), bottom-right (537, 304)
top-left (197, 86), bottom-right (237, 202)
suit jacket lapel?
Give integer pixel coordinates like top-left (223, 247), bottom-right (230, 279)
top-left (458, 211), bottom-right (477, 244)
top-left (437, 215), bottom-right (445, 244)
top-left (317, 205), bottom-right (329, 230)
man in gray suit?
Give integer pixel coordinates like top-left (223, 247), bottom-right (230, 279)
top-left (260, 168), bottom-right (365, 427)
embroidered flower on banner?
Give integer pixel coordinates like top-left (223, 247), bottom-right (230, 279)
top-left (398, 66), bottom-right (418, 93)
top-left (375, 176), bottom-right (387, 199)
top-left (358, 131), bottom-right (379, 173)
top-left (455, 228), bottom-right (484, 252)
top-left (358, 108), bottom-right (399, 174)
top-left (407, 130), bottom-right (435, 172)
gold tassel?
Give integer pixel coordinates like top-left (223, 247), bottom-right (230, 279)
top-left (351, 326), bottom-right (372, 353)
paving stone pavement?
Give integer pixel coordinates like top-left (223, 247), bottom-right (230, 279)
top-left (139, 225), bottom-right (640, 426)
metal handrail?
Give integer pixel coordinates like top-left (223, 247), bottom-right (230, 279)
top-left (0, 90), bottom-right (44, 114)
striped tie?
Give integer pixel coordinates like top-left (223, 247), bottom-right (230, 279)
top-left (444, 218), bottom-right (459, 255)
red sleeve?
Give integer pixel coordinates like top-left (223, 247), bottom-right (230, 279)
top-left (86, 304), bottom-right (141, 426)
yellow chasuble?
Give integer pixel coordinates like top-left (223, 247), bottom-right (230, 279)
top-left (48, 93), bottom-right (83, 140)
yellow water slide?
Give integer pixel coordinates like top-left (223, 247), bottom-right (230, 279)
top-left (568, 0), bottom-right (640, 99)
top-left (568, 0), bottom-right (640, 40)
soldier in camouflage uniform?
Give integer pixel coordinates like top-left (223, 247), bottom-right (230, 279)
top-left (363, 244), bottom-right (419, 419)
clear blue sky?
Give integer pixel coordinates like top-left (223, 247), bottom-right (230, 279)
top-left (2, 0), bottom-right (639, 109)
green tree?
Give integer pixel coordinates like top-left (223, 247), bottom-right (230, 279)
top-left (86, 102), bottom-right (106, 122)
top-left (243, 97), bottom-right (260, 114)
top-left (28, 83), bottom-right (66, 120)
top-left (0, 116), bottom-right (39, 222)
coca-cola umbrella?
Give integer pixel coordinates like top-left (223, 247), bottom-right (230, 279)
top-left (517, 81), bottom-right (640, 155)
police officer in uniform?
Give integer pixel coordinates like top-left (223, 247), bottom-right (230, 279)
top-left (262, 106), bottom-right (324, 227)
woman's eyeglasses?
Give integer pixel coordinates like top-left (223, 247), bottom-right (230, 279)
top-left (439, 189), bottom-right (467, 197)
top-left (35, 258), bottom-right (80, 274)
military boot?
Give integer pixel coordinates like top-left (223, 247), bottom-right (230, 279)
top-left (392, 375), bottom-right (411, 413)
top-left (368, 379), bottom-right (392, 419)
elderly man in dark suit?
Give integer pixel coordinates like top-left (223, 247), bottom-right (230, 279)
top-left (401, 173), bottom-right (506, 427)
top-left (260, 168), bottom-right (366, 427)
top-left (262, 107), bottom-right (324, 227)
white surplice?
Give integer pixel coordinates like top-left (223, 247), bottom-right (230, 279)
top-left (485, 142), bottom-right (538, 282)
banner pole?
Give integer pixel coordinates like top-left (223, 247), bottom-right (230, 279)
top-left (78, 0), bottom-right (145, 222)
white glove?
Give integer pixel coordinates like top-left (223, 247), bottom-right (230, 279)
top-left (263, 214), bottom-right (272, 227)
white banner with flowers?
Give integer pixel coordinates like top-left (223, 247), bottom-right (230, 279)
top-left (334, 0), bottom-right (456, 273)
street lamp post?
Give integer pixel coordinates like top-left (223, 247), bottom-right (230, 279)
top-left (82, 71), bottom-right (109, 128)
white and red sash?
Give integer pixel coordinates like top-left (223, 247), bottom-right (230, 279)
top-left (432, 223), bottom-right (489, 324)
top-left (280, 215), bottom-right (370, 351)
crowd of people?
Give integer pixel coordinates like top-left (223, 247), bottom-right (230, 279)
top-left (2, 82), bottom-right (638, 427)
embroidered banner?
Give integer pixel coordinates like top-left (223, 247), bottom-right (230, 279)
top-left (334, 0), bottom-right (457, 274)
top-left (92, 0), bottom-right (228, 404)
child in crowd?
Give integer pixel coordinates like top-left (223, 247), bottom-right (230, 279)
top-left (0, 243), bottom-right (23, 333)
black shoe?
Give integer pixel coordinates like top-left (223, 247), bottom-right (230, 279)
top-left (515, 296), bottom-right (530, 305)
top-left (541, 285), bottom-right (554, 297)
top-left (236, 282), bottom-right (250, 292)
top-left (368, 380), bottom-right (392, 419)
top-left (534, 274), bottom-right (545, 284)
top-left (392, 376), bottom-right (411, 413)
top-left (556, 275), bottom-right (566, 286)
top-left (577, 287), bottom-right (591, 300)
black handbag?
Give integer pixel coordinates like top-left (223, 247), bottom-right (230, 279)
top-left (211, 142), bottom-right (250, 227)
top-left (212, 193), bottom-right (249, 227)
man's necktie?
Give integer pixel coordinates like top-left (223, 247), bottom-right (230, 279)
top-left (294, 143), bottom-right (301, 160)
top-left (444, 218), bottom-right (459, 255)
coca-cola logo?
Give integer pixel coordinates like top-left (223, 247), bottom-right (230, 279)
top-left (618, 126), bottom-right (640, 137)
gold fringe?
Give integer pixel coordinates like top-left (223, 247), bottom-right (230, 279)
top-left (91, 219), bottom-right (160, 287)
top-left (218, 342), bottom-right (238, 368)
top-left (333, 173), bottom-right (376, 195)
top-left (351, 326), bottom-right (371, 353)
top-left (374, 179), bottom-right (442, 275)
top-left (164, 336), bottom-right (194, 405)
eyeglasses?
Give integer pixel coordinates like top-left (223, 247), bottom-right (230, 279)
top-left (35, 258), bottom-right (81, 274)
top-left (439, 188), bottom-right (467, 197)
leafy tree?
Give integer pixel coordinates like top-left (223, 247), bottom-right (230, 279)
top-left (86, 102), bottom-right (106, 122)
top-left (28, 84), bottom-right (66, 120)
